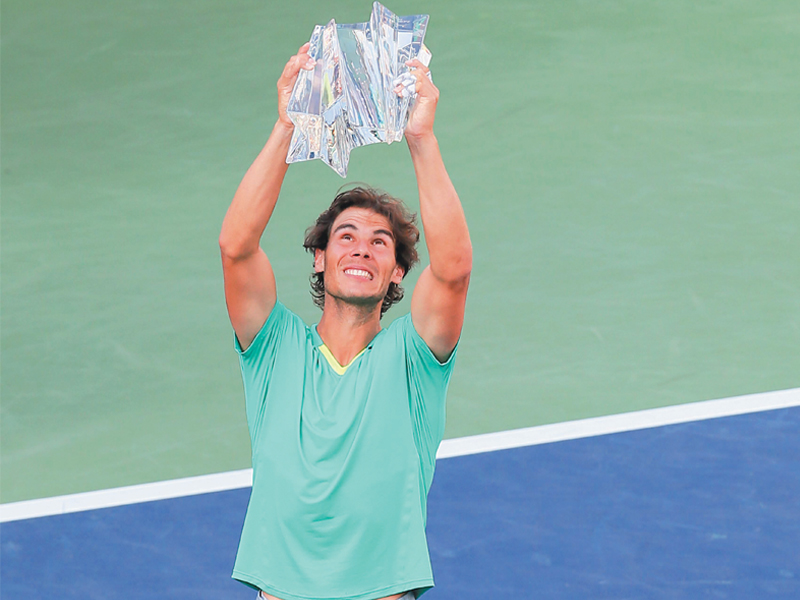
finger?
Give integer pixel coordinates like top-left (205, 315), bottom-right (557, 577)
top-left (411, 67), bottom-right (438, 96)
top-left (393, 72), bottom-right (417, 98)
top-left (394, 66), bottom-right (438, 99)
top-left (296, 43), bottom-right (316, 70)
top-left (290, 50), bottom-right (315, 72)
top-left (280, 46), bottom-right (316, 82)
top-left (405, 59), bottom-right (434, 87)
top-left (404, 58), bottom-right (430, 74)
top-left (300, 56), bottom-right (316, 70)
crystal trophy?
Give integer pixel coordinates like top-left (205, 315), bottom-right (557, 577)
top-left (285, 2), bottom-right (431, 177)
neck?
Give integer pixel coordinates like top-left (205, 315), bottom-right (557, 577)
top-left (316, 297), bottom-right (383, 366)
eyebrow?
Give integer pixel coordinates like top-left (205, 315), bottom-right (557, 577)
top-left (332, 223), bottom-right (394, 240)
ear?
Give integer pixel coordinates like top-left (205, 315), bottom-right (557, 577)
top-left (391, 264), bottom-right (404, 284)
top-left (314, 249), bottom-right (325, 273)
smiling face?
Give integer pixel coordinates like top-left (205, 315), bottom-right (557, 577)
top-left (314, 207), bottom-right (405, 311)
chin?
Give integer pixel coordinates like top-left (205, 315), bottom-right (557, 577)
top-left (327, 288), bottom-right (385, 309)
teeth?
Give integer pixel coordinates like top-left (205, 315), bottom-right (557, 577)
top-left (345, 269), bottom-right (372, 279)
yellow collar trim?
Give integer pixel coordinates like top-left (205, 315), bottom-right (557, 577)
top-left (318, 344), bottom-right (367, 375)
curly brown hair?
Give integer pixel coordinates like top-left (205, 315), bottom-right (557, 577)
top-left (303, 186), bottom-right (420, 316)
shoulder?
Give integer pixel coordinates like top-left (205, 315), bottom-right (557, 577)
top-left (236, 301), bottom-right (310, 356)
top-left (386, 312), bottom-right (458, 368)
top-left (384, 312), bottom-right (414, 344)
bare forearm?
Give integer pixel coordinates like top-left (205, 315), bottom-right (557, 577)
top-left (219, 120), bottom-right (294, 259)
top-left (408, 133), bottom-right (472, 282)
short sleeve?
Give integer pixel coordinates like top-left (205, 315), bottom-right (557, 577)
top-left (398, 314), bottom-right (459, 486)
top-left (234, 301), bottom-right (304, 442)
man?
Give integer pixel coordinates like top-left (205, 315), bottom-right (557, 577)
top-left (219, 43), bottom-right (471, 600)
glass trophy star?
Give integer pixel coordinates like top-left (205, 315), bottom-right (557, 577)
top-left (285, 2), bottom-right (431, 177)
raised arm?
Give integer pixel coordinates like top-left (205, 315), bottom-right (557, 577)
top-left (404, 60), bottom-right (473, 362)
top-left (219, 44), bottom-right (314, 350)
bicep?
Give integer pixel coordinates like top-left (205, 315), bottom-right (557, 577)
top-left (221, 248), bottom-right (277, 351)
top-left (410, 266), bottom-right (470, 362)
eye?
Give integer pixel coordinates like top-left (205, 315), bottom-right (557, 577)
top-left (342, 233), bottom-right (353, 241)
top-left (373, 238), bottom-right (385, 245)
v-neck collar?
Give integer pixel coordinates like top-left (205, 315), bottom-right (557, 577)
top-left (312, 325), bottom-right (385, 376)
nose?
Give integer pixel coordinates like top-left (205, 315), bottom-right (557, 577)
top-left (351, 240), bottom-right (370, 259)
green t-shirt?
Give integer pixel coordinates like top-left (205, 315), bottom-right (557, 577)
top-left (232, 301), bottom-right (458, 600)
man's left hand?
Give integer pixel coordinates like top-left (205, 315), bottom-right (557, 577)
top-left (398, 59), bottom-right (439, 141)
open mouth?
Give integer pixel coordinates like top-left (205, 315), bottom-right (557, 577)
top-left (344, 268), bottom-right (373, 280)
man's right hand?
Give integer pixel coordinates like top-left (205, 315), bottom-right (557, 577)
top-left (276, 43), bottom-right (316, 130)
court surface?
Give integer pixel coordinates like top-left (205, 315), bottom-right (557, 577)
top-left (3, 395), bottom-right (799, 598)
top-left (1, 0), bottom-right (798, 597)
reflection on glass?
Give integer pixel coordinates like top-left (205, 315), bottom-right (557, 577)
top-left (286, 2), bottom-right (430, 177)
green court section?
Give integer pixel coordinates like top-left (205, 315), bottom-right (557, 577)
top-left (2, 0), bottom-right (798, 503)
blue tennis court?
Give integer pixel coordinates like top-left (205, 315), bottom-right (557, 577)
top-left (3, 403), bottom-right (798, 598)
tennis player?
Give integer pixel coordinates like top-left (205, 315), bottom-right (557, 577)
top-left (219, 43), bottom-right (471, 600)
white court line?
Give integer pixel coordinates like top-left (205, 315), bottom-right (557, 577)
top-left (436, 387), bottom-right (800, 459)
top-left (0, 469), bottom-right (254, 525)
top-left (2, 387), bottom-right (798, 523)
